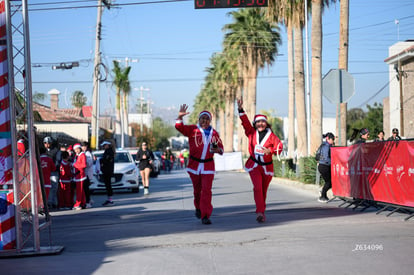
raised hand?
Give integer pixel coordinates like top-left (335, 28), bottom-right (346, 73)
top-left (177, 104), bottom-right (190, 119)
top-left (237, 98), bottom-right (243, 110)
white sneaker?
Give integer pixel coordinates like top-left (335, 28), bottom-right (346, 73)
top-left (85, 203), bottom-right (92, 209)
top-left (144, 188), bottom-right (149, 195)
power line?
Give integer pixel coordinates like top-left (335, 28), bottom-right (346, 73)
top-left (27, 0), bottom-right (192, 12)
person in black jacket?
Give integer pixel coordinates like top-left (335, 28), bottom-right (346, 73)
top-left (136, 142), bottom-right (155, 195)
top-left (317, 132), bottom-right (335, 203)
top-left (100, 141), bottom-right (115, 206)
top-left (387, 128), bottom-right (402, 141)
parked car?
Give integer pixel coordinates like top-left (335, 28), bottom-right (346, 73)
top-left (127, 148), bottom-right (161, 177)
top-left (90, 149), bottom-right (141, 193)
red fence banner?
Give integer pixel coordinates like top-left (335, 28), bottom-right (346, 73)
top-left (331, 140), bottom-right (414, 207)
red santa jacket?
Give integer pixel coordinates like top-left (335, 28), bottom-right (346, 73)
top-left (175, 120), bottom-right (223, 175)
top-left (73, 152), bottom-right (87, 182)
top-left (40, 154), bottom-right (56, 188)
top-left (59, 160), bottom-right (73, 184)
top-left (239, 112), bottom-right (283, 176)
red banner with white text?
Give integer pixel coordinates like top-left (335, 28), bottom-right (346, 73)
top-left (331, 140), bottom-right (414, 207)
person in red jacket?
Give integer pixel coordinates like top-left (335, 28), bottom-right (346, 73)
top-left (72, 143), bottom-right (87, 210)
top-left (237, 98), bottom-right (283, 223)
top-left (175, 104), bottom-right (223, 225)
top-left (40, 147), bottom-right (56, 201)
top-left (58, 151), bottom-right (73, 210)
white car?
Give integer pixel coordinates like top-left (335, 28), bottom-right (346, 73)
top-left (90, 150), bottom-right (141, 193)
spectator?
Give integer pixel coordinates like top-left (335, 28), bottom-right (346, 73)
top-left (164, 147), bottom-right (174, 173)
top-left (317, 133), bottom-right (335, 203)
top-left (58, 151), bottom-right (73, 210)
top-left (43, 136), bottom-right (59, 209)
top-left (175, 104), bottom-right (223, 225)
top-left (350, 128), bottom-right (369, 144)
top-left (387, 128), bottom-right (402, 141)
top-left (100, 141), bottom-right (115, 206)
top-left (17, 130), bottom-right (26, 157)
top-left (375, 131), bottom-right (385, 141)
top-left (39, 147), bottom-right (56, 202)
top-left (82, 141), bottom-right (94, 208)
top-left (182, 149), bottom-right (189, 168)
top-left (72, 143), bottom-right (87, 210)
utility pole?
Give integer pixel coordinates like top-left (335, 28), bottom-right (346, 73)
top-left (91, 0), bottom-right (111, 150)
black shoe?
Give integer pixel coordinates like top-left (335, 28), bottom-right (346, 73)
top-left (256, 213), bottom-right (265, 223)
top-left (318, 196), bottom-right (329, 203)
top-left (202, 217), bottom-right (212, 225)
top-left (195, 209), bottom-right (201, 219)
top-left (102, 200), bottom-right (114, 206)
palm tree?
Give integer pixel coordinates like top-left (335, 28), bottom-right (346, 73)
top-left (112, 60), bottom-right (131, 148)
top-left (71, 90), bottom-right (87, 108)
top-left (311, 0), bottom-right (336, 154)
top-left (223, 8), bottom-right (281, 156)
top-left (266, 1), bottom-right (308, 158)
top-left (122, 79), bottom-right (131, 147)
top-left (223, 8), bottom-right (282, 121)
top-left (208, 52), bottom-right (239, 152)
top-left (338, 0), bottom-right (349, 146)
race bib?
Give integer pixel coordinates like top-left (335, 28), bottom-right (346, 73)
top-left (254, 145), bottom-right (265, 156)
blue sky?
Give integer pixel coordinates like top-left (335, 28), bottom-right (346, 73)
top-left (28, 0), bottom-right (414, 118)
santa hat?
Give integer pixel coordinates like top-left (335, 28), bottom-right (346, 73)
top-left (253, 114), bottom-right (268, 124)
top-left (73, 143), bottom-right (82, 150)
top-left (198, 110), bottom-right (212, 120)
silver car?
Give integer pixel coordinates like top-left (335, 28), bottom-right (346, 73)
top-left (90, 150), bottom-right (141, 193)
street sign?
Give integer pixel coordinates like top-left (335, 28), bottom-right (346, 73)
top-left (322, 69), bottom-right (355, 104)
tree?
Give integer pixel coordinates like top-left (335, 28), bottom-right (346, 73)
top-left (223, 8), bottom-right (281, 155)
top-left (311, 0), bottom-right (336, 154)
top-left (347, 103), bottom-right (383, 141)
top-left (223, 8), bottom-right (281, 121)
top-left (151, 117), bottom-right (177, 149)
top-left (266, 0), bottom-right (307, 158)
top-left (71, 90), bottom-right (87, 108)
top-left (33, 92), bottom-right (46, 103)
top-left (112, 60), bottom-right (131, 148)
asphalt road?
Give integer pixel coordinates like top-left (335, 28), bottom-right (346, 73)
top-left (3, 169), bottom-right (414, 275)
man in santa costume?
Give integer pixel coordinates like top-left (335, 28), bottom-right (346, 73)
top-left (40, 147), bottom-right (56, 201)
top-left (175, 104), bottom-right (223, 225)
top-left (72, 143), bottom-right (87, 210)
top-left (237, 98), bottom-right (283, 223)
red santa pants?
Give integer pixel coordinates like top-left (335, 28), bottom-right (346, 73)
top-left (248, 165), bottom-right (273, 214)
top-left (189, 173), bottom-right (214, 219)
top-left (59, 182), bottom-right (73, 208)
top-left (73, 180), bottom-right (86, 207)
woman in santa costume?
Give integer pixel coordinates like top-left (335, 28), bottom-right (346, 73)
top-left (237, 98), bottom-right (283, 223)
top-left (72, 143), bottom-right (87, 210)
top-left (175, 104), bottom-right (223, 225)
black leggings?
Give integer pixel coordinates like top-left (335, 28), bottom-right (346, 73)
top-left (103, 174), bottom-right (113, 197)
top-left (84, 176), bottom-right (91, 203)
top-left (318, 164), bottom-right (331, 198)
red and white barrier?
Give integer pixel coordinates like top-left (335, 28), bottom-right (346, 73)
top-left (0, 191), bottom-right (15, 250)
